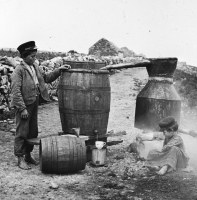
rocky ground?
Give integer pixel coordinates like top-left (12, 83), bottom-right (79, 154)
top-left (0, 67), bottom-right (197, 200)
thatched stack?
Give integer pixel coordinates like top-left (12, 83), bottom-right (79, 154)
top-left (89, 38), bottom-right (122, 57)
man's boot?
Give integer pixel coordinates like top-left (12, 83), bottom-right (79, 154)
top-left (18, 156), bottom-right (31, 170)
top-left (25, 153), bottom-right (39, 165)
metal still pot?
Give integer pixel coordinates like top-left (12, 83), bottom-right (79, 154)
top-left (134, 58), bottom-right (181, 131)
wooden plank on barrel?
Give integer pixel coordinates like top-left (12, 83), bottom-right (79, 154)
top-left (40, 137), bottom-right (52, 173)
top-left (79, 137), bottom-right (86, 171)
top-left (54, 137), bottom-right (59, 173)
top-left (78, 138), bottom-right (84, 170)
top-left (50, 137), bottom-right (55, 173)
top-left (73, 137), bottom-right (79, 172)
top-left (70, 138), bottom-right (77, 171)
top-left (65, 137), bottom-right (71, 172)
top-left (57, 136), bottom-right (68, 173)
top-left (65, 136), bottom-right (72, 172)
top-left (51, 137), bottom-right (58, 173)
top-left (75, 137), bottom-right (82, 170)
top-left (81, 139), bottom-right (86, 170)
top-left (47, 137), bottom-right (53, 173)
top-left (39, 138), bottom-right (44, 172)
top-left (39, 138), bottom-right (43, 172)
top-left (27, 138), bottom-right (41, 145)
top-left (77, 138), bottom-right (82, 170)
top-left (67, 136), bottom-right (72, 172)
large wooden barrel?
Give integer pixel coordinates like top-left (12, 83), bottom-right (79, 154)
top-left (63, 60), bottom-right (106, 69)
top-left (39, 136), bottom-right (86, 174)
top-left (58, 69), bottom-right (111, 138)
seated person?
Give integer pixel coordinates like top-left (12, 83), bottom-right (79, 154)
top-left (145, 116), bottom-right (189, 175)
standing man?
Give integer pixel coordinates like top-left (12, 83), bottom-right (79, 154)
top-left (11, 41), bottom-right (70, 170)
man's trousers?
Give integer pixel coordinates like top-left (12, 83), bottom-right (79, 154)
top-left (14, 98), bottom-right (39, 156)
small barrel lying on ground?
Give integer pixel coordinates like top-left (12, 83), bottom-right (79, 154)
top-left (39, 135), bottom-right (86, 174)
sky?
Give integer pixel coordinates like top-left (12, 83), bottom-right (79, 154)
top-left (0, 0), bottom-right (197, 66)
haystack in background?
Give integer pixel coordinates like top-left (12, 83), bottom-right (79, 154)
top-left (89, 38), bottom-right (123, 57)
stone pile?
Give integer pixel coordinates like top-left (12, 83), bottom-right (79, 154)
top-left (177, 62), bottom-right (197, 75)
top-left (0, 56), bottom-right (22, 113)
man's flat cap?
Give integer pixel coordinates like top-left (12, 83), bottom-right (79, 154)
top-left (17, 41), bottom-right (37, 54)
top-left (159, 116), bottom-right (177, 129)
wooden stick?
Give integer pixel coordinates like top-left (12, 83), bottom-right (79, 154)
top-left (179, 128), bottom-right (197, 138)
top-left (100, 60), bottom-right (151, 70)
top-left (26, 134), bottom-right (90, 146)
top-left (106, 132), bottom-right (127, 137)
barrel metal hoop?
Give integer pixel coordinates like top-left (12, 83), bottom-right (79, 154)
top-left (148, 76), bottom-right (173, 83)
top-left (58, 85), bottom-right (111, 91)
top-left (63, 69), bottom-right (109, 74)
top-left (59, 108), bottom-right (110, 114)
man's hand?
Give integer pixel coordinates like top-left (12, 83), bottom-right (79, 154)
top-left (162, 145), bottom-right (170, 152)
top-left (21, 109), bottom-right (29, 119)
top-left (59, 64), bottom-right (71, 71)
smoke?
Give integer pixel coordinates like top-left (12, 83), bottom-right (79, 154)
top-left (138, 129), bottom-right (197, 172)
top-left (180, 133), bottom-right (197, 171)
top-left (179, 105), bottom-right (197, 171)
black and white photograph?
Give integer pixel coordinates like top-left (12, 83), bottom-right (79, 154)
top-left (0, 0), bottom-right (197, 199)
